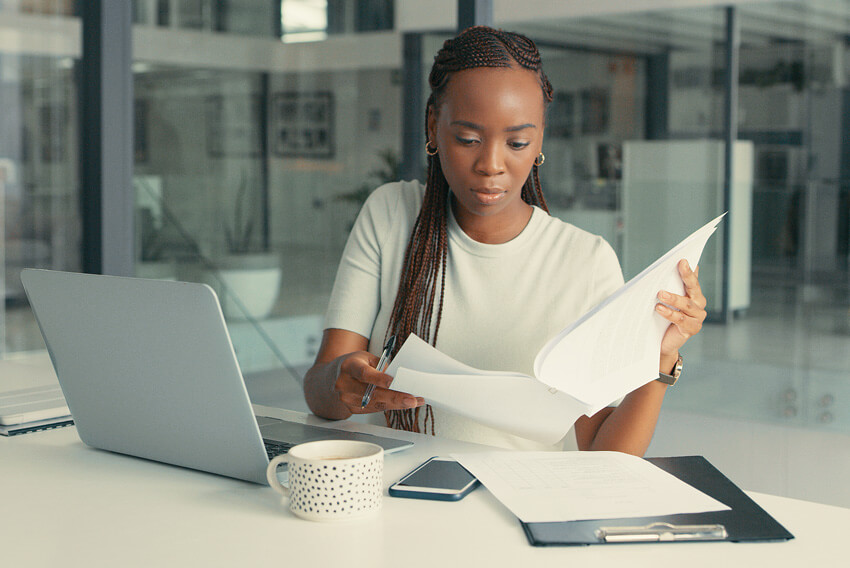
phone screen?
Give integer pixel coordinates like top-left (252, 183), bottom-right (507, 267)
top-left (398, 459), bottom-right (476, 490)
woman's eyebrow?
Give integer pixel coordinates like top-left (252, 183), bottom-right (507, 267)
top-left (450, 120), bottom-right (537, 132)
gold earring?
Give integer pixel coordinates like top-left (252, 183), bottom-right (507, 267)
top-left (425, 141), bottom-right (438, 156)
top-left (534, 152), bottom-right (545, 166)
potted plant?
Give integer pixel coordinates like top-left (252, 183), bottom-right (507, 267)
top-left (205, 172), bottom-right (281, 321)
top-left (135, 176), bottom-right (178, 281)
top-left (336, 148), bottom-right (400, 230)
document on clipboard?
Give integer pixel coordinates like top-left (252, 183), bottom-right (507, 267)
top-left (451, 451), bottom-right (730, 523)
top-left (452, 453), bottom-right (794, 546)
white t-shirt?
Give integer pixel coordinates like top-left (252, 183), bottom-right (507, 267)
top-left (324, 180), bottom-right (624, 450)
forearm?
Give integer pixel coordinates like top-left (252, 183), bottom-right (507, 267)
top-left (583, 380), bottom-right (668, 456)
top-left (581, 258), bottom-right (705, 455)
top-left (303, 359), bottom-right (353, 421)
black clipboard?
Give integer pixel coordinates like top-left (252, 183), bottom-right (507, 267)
top-left (521, 455), bottom-right (794, 546)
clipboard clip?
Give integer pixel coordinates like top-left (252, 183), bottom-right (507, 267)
top-left (596, 522), bottom-right (728, 543)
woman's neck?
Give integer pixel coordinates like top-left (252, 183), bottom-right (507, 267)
top-left (450, 196), bottom-right (534, 244)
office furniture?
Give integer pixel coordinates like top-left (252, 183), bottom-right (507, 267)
top-left (1, 405), bottom-right (846, 567)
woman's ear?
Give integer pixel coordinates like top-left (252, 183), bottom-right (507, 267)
top-left (426, 104), bottom-right (437, 145)
top-left (537, 113), bottom-right (546, 151)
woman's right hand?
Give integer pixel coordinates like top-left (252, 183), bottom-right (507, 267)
top-left (331, 350), bottom-right (424, 414)
top-left (303, 328), bottom-right (423, 420)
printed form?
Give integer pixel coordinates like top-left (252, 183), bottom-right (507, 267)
top-left (452, 451), bottom-right (729, 523)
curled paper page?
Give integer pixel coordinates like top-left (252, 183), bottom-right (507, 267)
top-left (533, 213), bottom-right (724, 401)
top-left (391, 368), bottom-right (587, 445)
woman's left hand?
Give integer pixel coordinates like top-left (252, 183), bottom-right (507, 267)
top-left (655, 259), bottom-right (707, 370)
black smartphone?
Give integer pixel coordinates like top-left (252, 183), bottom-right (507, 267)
top-left (388, 456), bottom-right (480, 501)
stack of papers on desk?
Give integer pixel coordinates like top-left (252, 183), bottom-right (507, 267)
top-left (386, 214), bottom-right (724, 443)
top-left (0, 385), bottom-right (72, 437)
top-left (0, 354), bottom-right (73, 436)
top-left (452, 451), bottom-right (729, 523)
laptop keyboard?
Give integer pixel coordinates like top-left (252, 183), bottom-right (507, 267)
top-left (263, 440), bottom-right (295, 460)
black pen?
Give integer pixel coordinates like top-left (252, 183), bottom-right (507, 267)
top-left (360, 335), bottom-right (397, 409)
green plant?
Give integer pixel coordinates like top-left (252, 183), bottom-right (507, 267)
top-left (336, 148), bottom-right (400, 207)
top-left (224, 172), bottom-right (262, 255)
top-left (140, 222), bottom-right (167, 261)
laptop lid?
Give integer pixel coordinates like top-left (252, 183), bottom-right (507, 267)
top-left (21, 269), bottom-right (277, 485)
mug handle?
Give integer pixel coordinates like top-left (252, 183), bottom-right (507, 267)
top-left (266, 454), bottom-right (291, 496)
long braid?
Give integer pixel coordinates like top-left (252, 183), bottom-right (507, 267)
top-left (385, 26), bottom-right (553, 433)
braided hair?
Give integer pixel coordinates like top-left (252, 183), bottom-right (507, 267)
top-left (384, 26), bottom-right (554, 433)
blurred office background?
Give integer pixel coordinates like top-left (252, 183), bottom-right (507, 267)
top-left (1, 0), bottom-right (849, 506)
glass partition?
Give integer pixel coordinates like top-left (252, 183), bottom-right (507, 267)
top-left (517, 8), bottom-right (730, 312)
top-left (131, 23), bottom-right (402, 392)
top-left (1, 6), bottom-right (80, 356)
top-left (514, 1), bottom-right (850, 434)
top-left (2, 1), bottom-right (849, 433)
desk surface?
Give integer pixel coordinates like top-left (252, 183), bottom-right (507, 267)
top-left (2, 405), bottom-right (847, 567)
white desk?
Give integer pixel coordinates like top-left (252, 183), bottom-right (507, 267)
top-left (1, 405), bottom-right (846, 567)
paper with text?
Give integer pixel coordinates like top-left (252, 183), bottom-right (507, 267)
top-left (533, 213), bottom-right (723, 404)
top-left (387, 214), bottom-right (724, 443)
top-left (452, 451), bottom-right (730, 523)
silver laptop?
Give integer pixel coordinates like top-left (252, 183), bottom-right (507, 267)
top-left (20, 268), bottom-right (412, 485)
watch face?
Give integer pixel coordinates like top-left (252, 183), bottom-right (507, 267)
top-left (672, 355), bottom-right (684, 378)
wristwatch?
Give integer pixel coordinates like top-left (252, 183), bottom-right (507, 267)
top-left (657, 354), bottom-right (683, 385)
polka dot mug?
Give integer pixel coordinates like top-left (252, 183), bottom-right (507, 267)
top-left (266, 440), bottom-right (384, 522)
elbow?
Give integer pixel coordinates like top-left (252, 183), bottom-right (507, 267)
top-left (304, 392), bottom-right (352, 422)
top-left (302, 367), bottom-right (352, 422)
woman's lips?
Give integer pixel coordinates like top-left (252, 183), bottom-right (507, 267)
top-left (471, 188), bottom-right (506, 205)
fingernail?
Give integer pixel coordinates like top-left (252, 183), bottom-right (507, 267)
top-left (659, 291), bottom-right (670, 300)
top-left (656, 304), bottom-right (669, 314)
top-left (404, 397), bottom-right (418, 408)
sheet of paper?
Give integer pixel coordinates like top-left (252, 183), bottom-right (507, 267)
top-left (533, 213), bottom-right (724, 406)
top-left (387, 335), bottom-right (586, 444)
top-left (392, 369), bottom-right (586, 444)
top-left (452, 450), bottom-right (730, 523)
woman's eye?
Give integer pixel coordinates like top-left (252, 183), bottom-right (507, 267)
top-left (455, 136), bottom-right (478, 145)
top-left (509, 141), bottom-right (530, 150)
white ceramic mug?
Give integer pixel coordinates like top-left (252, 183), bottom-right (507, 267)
top-left (266, 440), bottom-right (384, 522)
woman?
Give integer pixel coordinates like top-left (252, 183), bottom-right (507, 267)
top-left (303, 26), bottom-right (706, 456)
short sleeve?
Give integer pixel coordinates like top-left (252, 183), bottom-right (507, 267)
top-left (323, 184), bottom-right (399, 338)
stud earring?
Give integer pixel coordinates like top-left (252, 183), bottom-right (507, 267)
top-left (534, 152), bottom-right (545, 166)
top-left (425, 141), bottom-right (438, 156)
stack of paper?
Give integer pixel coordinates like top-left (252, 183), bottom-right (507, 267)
top-left (0, 385), bottom-right (72, 436)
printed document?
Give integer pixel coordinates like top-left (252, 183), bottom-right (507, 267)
top-left (452, 451), bottom-right (730, 523)
top-left (387, 214), bottom-right (724, 443)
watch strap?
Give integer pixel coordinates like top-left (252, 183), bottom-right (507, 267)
top-left (657, 354), bottom-right (683, 386)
